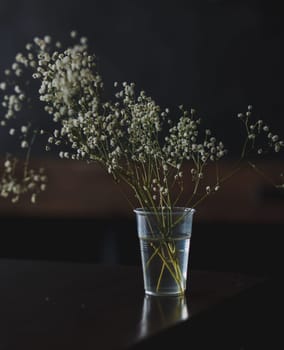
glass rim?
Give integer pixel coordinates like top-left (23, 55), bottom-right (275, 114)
top-left (134, 207), bottom-right (195, 215)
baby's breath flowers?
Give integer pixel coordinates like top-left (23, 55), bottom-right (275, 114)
top-left (0, 31), bottom-right (283, 208)
top-left (238, 105), bottom-right (284, 157)
top-left (0, 156), bottom-right (47, 203)
top-left (1, 31), bottom-right (283, 296)
top-left (236, 105), bottom-right (284, 188)
top-left (0, 32), bottom-right (228, 210)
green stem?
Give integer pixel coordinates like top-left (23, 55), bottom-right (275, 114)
top-left (148, 241), bottom-right (183, 293)
top-left (156, 262), bottom-right (166, 292)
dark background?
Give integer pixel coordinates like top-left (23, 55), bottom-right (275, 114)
top-left (1, 0), bottom-right (284, 154)
top-left (0, 0), bottom-right (283, 277)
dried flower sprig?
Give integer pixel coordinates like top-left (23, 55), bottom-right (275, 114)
top-left (237, 105), bottom-right (284, 188)
top-left (0, 155), bottom-right (47, 203)
top-left (238, 105), bottom-right (284, 157)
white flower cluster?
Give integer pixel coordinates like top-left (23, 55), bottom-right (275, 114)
top-left (238, 105), bottom-right (284, 157)
top-left (0, 80), bottom-right (26, 125)
top-left (164, 107), bottom-right (226, 171)
top-left (0, 157), bottom-right (47, 203)
top-left (1, 32), bottom-right (283, 208)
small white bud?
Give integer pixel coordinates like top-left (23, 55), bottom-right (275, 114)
top-left (0, 82), bottom-right (6, 90)
top-left (21, 125), bottom-right (28, 133)
top-left (31, 193), bottom-right (36, 204)
top-left (4, 160), bottom-right (11, 168)
top-left (80, 37), bottom-right (88, 44)
top-left (14, 85), bottom-right (21, 94)
top-left (70, 30), bottom-right (77, 38)
top-left (21, 140), bottom-right (29, 148)
top-left (25, 43), bottom-right (33, 50)
top-left (44, 35), bottom-right (51, 44)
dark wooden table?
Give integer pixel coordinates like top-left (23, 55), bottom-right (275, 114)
top-left (0, 259), bottom-right (276, 349)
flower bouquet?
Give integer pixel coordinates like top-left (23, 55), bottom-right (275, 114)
top-left (1, 32), bottom-right (283, 295)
